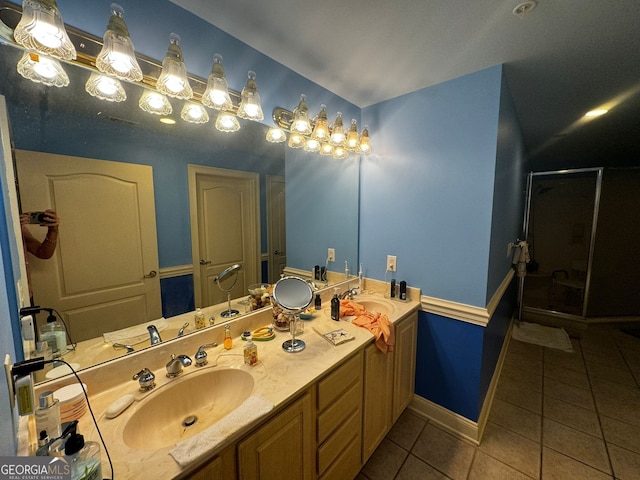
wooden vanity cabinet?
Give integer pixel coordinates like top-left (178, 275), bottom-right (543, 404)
top-left (392, 311), bottom-right (418, 422)
top-left (183, 444), bottom-right (235, 480)
top-left (237, 392), bottom-right (314, 480)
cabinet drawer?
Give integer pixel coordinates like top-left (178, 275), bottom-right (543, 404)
top-left (317, 381), bottom-right (361, 443)
top-left (317, 352), bottom-right (362, 412)
top-left (318, 408), bottom-right (361, 476)
top-left (319, 428), bottom-right (362, 480)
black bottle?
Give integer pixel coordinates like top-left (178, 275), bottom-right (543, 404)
top-left (315, 294), bottom-right (322, 310)
top-left (330, 289), bottom-right (340, 321)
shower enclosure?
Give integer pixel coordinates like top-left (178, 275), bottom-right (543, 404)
top-left (521, 168), bottom-right (602, 322)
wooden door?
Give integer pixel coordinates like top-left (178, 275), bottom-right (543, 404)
top-left (16, 150), bottom-right (161, 342)
top-left (267, 175), bottom-right (286, 283)
top-left (189, 166), bottom-right (259, 308)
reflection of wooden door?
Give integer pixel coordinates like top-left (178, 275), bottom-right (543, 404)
top-left (189, 166), bottom-right (259, 308)
top-left (267, 175), bottom-right (286, 283)
top-left (16, 150), bottom-right (161, 342)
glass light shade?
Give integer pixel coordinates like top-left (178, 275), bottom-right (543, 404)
top-left (319, 142), bottom-right (334, 156)
top-left (181, 102), bottom-right (209, 124)
top-left (266, 127), bottom-right (286, 143)
top-left (345, 119), bottom-right (360, 152)
top-left (330, 112), bottom-right (345, 146)
top-left (139, 90), bottom-right (172, 115)
top-left (359, 126), bottom-right (371, 154)
top-left (14, 0), bottom-right (76, 60)
top-left (237, 71), bottom-right (264, 121)
top-left (95, 3), bottom-right (142, 82)
top-left (311, 105), bottom-right (329, 141)
top-left (215, 112), bottom-right (240, 132)
top-left (16, 51), bottom-right (68, 87)
top-left (304, 138), bottom-right (321, 153)
top-left (85, 72), bottom-right (126, 102)
top-left (156, 33), bottom-right (193, 99)
top-left (290, 94), bottom-right (311, 135)
top-left (202, 54), bottom-right (233, 111)
top-left (332, 145), bottom-right (349, 160)
top-left (287, 132), bottom-right (305, 149)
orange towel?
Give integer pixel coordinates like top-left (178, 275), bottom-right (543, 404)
top-left (341, 300), bottom-right (394, 353)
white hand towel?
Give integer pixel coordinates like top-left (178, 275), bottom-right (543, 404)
top-left (169, 394), bottom-right (274, 468)
top-left (102, 318), bottom-right (168, 345)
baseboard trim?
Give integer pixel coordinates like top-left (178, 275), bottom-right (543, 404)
top-left (408, 395), bottom-right (480, 445)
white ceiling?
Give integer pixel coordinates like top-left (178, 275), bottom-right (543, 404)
top-left (172, 0), bottom-right (640, 170)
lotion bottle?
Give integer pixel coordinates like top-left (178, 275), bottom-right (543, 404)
top-left (35, 391), bottom-right (61, 440)
top-left (194, 308), bottom-right (206, 329)
top-left (64, 421), bottom-right (102, 480)
top-left (331, 288), bottom-right (340, 321)
top-left (242, 332), bottom-right (258, 366)
top-left (223, 325), bottom-right (233, 349)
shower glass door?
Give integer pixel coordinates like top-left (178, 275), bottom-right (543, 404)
top-left (522, 169), bottom-right (602, 318)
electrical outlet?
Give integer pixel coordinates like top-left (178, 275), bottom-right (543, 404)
top-left (327, 248), bottom-right (335, 262)
top-left (387, 255), bottom-right (397, 272)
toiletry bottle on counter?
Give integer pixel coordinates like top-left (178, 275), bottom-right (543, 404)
top-left (314, 294), bottom-right (322, 310)
top-left (224, 325), bottom-right (233, 349)
top-left (331, 288), bottom-right (340, 321)
top-left (194, 308), bottom-right (206, 329)
top-left (65, 421), bottom-right (102, 480)
top-left (399, 281), bottom-right (407, 300)
top-left (35, 391), bottom-right (61, 440)
top-left (345, 261), bottom-right (350, 279)
top-left (40, 318), bottom-right (67, 357)
top-left (243, 332), bottom-right (258, 366)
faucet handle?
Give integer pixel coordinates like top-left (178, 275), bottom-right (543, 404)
top-left (132, 368), bottom-right (155, 391)
top-left (195, 343), bottom-right (218, 367)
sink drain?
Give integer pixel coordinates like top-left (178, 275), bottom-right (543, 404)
top-left (182, 415), bottom-right (198, 428)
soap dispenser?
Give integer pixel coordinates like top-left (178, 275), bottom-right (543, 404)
top-left (194, 308), bottom-right (206, 329)
top-left (64, 420), bottom-right (102, 480)
top-left (331, 288), bottom-right (340, 321)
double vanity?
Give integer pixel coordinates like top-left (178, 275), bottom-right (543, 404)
top-left (22, 279), bottom-right (419, 480)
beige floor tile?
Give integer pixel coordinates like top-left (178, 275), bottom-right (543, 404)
top-left (582, 347), bottom-right (628, 370)
top-left (496, 379), bottom-right (543, 414)
top-left (544, 362), bottom-right (591, 390)
top-left (387, 410), bottom-right (426, 451)
top-left (595, 395), bottom-right (640, 429)
top-left (544, 348), bottom-right (587, 373)
top-left (500, 364), bottom-right (543, 393)
top-left (394, 454), bottom-right (449, 480)
top-left (509, 339), bottom-right (545, 359)
top-left (600, 415), bottom-right (640, 453)
top-left (608, 444), bottom-right (640, 480)
top-left (541, 447), bottom-right (613, 480)
top-left (479, 422), bottom-right (540, 479)
top-left (544, 377), bottom-right (595, 411)
top-left (489, 398), bottom-right (541, 442)
top-left (542, 418), bottom-right (611, 474)
top-left (543, 395), bottom-right (602, 438)
top-left (469, 450), bottom-right (535, 480)
top-left (361, 438), bottom-right (408, 480)
top-left (410, 423), bottom-right (475, 480)
top-left (590, 376), bottom-right (640, 404)
top-left (586, 361), bottom-right (636, 387)
top-left (504, 350), bottom-right (543, 375)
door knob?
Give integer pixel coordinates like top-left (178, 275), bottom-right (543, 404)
top-left (200, 260), bottom-right (211, 265)
top-left (143, 270), bottom-right (157, 278)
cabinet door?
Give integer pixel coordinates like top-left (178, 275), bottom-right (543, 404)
top-left (362, 342), bottom-right (393, 462)
top-left (182, 444), bottom-right (235, 480)
top-left (393, 311), bottom-right (418, 422)
top-left (237, 393), bottom-right (313, 480)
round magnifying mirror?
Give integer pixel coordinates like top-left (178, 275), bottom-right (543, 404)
top-left (214, 263), bottom-right (243, 317)
top-left (272, 276), bottom-right (313, 353)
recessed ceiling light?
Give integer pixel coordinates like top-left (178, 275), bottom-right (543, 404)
top-left (584, 109), bottom-right (609, 118)
top-left (160, 117), bottom-right (176, 124)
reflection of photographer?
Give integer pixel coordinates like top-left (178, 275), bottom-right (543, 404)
top-left (20, 209), bottom-right (60, 259)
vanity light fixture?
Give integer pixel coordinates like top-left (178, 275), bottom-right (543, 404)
top-left (329, 112), bottom-right (346, 146)
top-left (345, 119), bottom-right (360, 152)
top-left (584, 108), bottom-right (608, 118)
top-left (180, 102), bottom-right (209, 124)
top-left (311, 104), bottom-right (330, 141)
top-left (304, 137), bottom-right (321, 153)
top-left (156, 33), bottom-right (193, 99)
top-left (16, 50), bottom-right (68, 87)
top-left (288, 131), bottom-right (305, 149)
top-left (95, 3), bottom-right (142, 82)
top-left (319, 142), bottom-right (334, 156)
top-left (85, 72), bottom-right (126, 102)
top-left (237, 71), bottom-right (264, 121)
top-left (215, 111), bottom-right (240, 132)
top-left (202, 54), bottom-right (233, 111)
top-left (266, 127), bottom-right (286, 143)
top-left (290, 94), bottom-right (312, 135)
top-left (359, 125), bottom-right (371, 154)
top-left (332, 144), bottom-right (349, 160)
top-left (13, 0), bottom-right (76, 60)
top-left (139, 90), bottom-right (172, 115)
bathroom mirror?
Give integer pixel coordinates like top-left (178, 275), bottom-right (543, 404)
top-left (0, 39), bottom-right (360, 378)
top-left (272, 276), bottom-right (313, 353)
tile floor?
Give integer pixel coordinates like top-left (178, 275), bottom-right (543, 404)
top-left (357, 323), bottom-right (640, 480)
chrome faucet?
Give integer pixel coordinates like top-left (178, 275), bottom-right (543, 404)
top-left (166, 354), bottom-right (192, 377)
top-left (113, 343), bottom-right (134, 353)
top-left (132, 368), bottom-right (155, 391)
top-left (177, 322), bottom-right (189, 337)
top-left (340, 288), bottom-right (358, 300)
top-left (305, 279), bottom-right (319, 291)
top-left (194, 343), bottom-right (218, 367)
top-left (147, 325), bottom-right (162, 345)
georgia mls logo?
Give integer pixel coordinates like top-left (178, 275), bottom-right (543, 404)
top-left (0, 456), bottom-right (71, 480)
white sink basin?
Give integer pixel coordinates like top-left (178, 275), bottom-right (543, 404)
top-left (122, 368), bottom-right (254, 450)
top-left (355, 299), bottom-right (394, 315)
